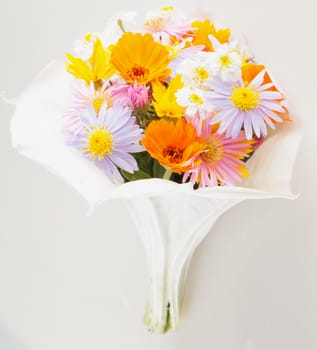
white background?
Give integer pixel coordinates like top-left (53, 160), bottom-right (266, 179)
top-left (0, 0), bottom-right (316, 349)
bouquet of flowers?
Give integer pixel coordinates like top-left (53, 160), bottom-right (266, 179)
top-left (64, 7), bottom-right (290, 187)
top-left (9, 7), bottom-right (300, 333)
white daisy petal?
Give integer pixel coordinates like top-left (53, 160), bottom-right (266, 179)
top-left (257, 116), bottom-right (268, 136)
top-left (257, 82), bottom-right (274, 91)
top-left (249, 69), bottom-right (265, 88)
top-left (212, 107), bottom-right (237, 125)
top-left (251, 112), bottom-right (261, 138)
top-left (218, 109), bottom-right (240, 133)
top-left (256, 108), bottom-right (276, 129)
top-left (230, 111), bottom-right (245, 137)
top-left (244, 115), bottom-right (253, 140)
top-left (259, 106), bottom-right (283, 123)
top-left (260, 101), bottom-right (285, 113)
top-left (260, 91), bottom-right (284, 100)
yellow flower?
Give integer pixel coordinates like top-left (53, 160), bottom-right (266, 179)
top-left (66, 36), bottom-right (115, 84)
top-left (191, 20), bottom-right (230, 52)
top-left (110, 32), bottom-right (171, 85)
top-left (152, 75), bottom-right (184, 118)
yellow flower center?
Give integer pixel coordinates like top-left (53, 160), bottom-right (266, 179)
top-left (127, 65), bottom-right (149, 84)
top-left (87, 127), bottom-right (113, 159)
top-left (220, 55), bottom-right (232, 68)
top-left (144, 17), bottom-right (168, 32)
top-left (202, 137), bottom-right (224, 162)
top-left (231, 87), bottom-right (260, 111)
top-left (90, 91), bottom-right (113, 114)
top-left (189, 93), bottom-right (204, 105)
top-left (162, 6), bottom-right (174, 11)
top-left (194, 67), bottom-right (209, 83)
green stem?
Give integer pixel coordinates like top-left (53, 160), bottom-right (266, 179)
top-left (163, 169), bottom-right (172, 180)
top-left (117, 19), bottom-right (126, 33)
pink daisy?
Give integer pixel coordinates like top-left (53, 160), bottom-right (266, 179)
top-left (209, 70), bottom-right (285, 139)
top-left (144, 8), bottom-right (192, 45)
top-left (183, 118), bottom-right (253, 188)
top-left (64, 82), bottom-right (112, 135)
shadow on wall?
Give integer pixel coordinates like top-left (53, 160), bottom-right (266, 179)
top-left (0, 325), bottom-right (27, 350)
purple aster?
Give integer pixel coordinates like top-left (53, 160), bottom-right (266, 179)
top-left (68, 104), bottom-right (144, 184)
top-left (209, 69), bottom-right (286, 139)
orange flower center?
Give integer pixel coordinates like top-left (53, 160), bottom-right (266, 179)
top-left (201, 138), bottom-right (224, 162)
top-left (127, 65), bottom-right (149, 83)
top-left (163, 146), bottom-right (183, 163)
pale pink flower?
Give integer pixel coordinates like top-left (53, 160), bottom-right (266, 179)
top-left (64, 82), bottom-right (112, 134)
top-left (144, 7), bottom-right (191, 45)
top-left (184, 116), bottom-right (253, 188)
top-left (109, 83), bottom-right (149, 109)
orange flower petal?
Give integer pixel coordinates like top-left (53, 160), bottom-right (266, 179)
top-left (142, 119), bottom-right (206, 173)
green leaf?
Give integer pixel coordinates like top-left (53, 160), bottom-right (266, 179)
top-left (120, 169), bottom-right (152, 182)
top-left (153, 160), bottom-right (166, 178)
top-left (133, 152), bottom-right (154, 176)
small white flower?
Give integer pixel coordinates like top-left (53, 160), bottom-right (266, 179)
top-left (176, 86), bottom-right (213, 116)
top-left (208, 38), bottom-right (243, 82)
top-left (230, 36), bottom-right (255, 63)
top-left (213, 47), bottom-right (242, 81)
top-left (176, 55), bottom-right (213, 88)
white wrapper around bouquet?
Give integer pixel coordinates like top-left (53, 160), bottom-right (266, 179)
top-left (10, 61), bottom-right (301, 333)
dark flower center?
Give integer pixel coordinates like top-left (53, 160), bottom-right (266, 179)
top-left (163, 146), bottom-right (183, 163)
top-left (128, 65), bottom-right (149, 82)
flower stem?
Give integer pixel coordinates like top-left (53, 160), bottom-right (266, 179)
top-left (163, 169), bottom-right (172, 180)
top-left (117, 19), bottom-right (126, 33)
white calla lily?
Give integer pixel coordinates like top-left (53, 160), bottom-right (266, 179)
top-left (9, 61), bottom-right (301, 333)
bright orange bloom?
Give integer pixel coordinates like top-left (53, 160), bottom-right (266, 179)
top-left (142, 119), bottom-right (206, 173)
top-left (191, 20), bottom-right (230, 52)
top-left (242, 63), bottom-right (291, 121)
top-left (110, 32), bottom-right (171, 85)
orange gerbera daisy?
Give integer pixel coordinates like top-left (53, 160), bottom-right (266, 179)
top-left (142, 119), bottom-right (206, 173)
top-left (110, 32), bottom-right (171, 85)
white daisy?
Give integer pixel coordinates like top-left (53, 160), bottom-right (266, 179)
top-left (176, 54), bottom-right (213, 88)
top-left (176, 86), bottom-right (213, 116)
top-left (208, 37), bottom-right (243, 82)
top-left (209, 69), bottom-right (285, 139)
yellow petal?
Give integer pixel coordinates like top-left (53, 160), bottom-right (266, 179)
top-left (238, 165), bottom-right (250, 179)
top-left (152, 75), bottom-right (184, 118)
top-left (65, 53), bottom-right (94, 83)
top-left (90, 38), bottom-right (114, 80)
